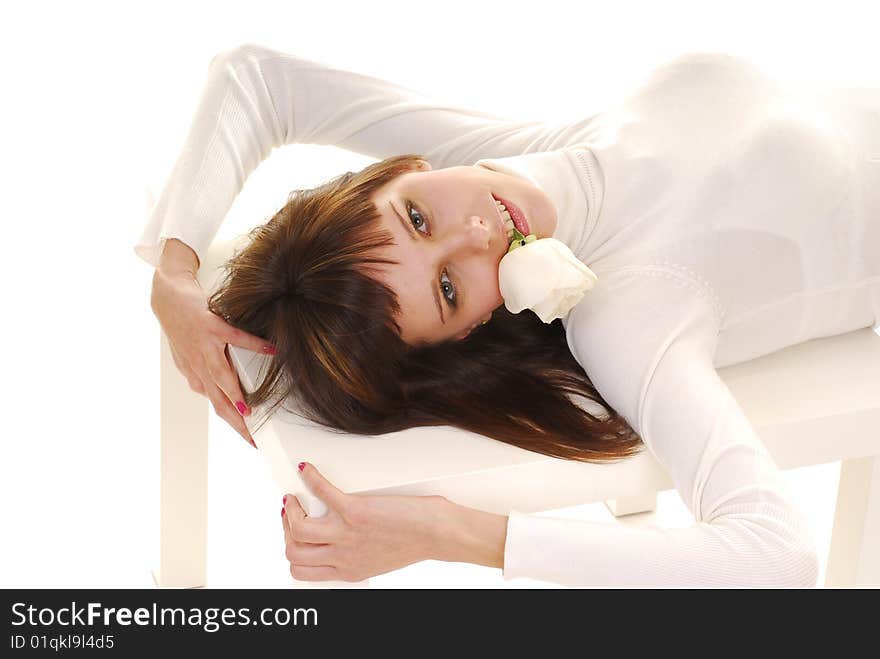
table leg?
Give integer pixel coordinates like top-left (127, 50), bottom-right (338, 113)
top-left (152, 330), bottom-right (209, 588)
top-left (825, 455), bottom-right (880, 587)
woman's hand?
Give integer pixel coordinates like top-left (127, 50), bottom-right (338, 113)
top-left (151, 239), bottom-right (276, 448)
top-left (280, 462), bottom-right (448, 582)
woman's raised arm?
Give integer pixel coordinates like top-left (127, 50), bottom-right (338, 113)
top-left (135, 42), bottom-right (552, 268)
top-left (137, 43), bottom-right (553, 448)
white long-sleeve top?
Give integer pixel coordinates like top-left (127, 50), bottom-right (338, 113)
top-left (135, 44), bottom-right (880, 587)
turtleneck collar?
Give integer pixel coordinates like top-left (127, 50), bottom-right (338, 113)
top-left (473, 145), bottom-right (602, 262)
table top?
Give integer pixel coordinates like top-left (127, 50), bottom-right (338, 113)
top-left (229, 326), bottom-right (880, 514)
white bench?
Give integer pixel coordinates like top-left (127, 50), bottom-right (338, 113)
top-left (152, 237), bottom-right (880, 588)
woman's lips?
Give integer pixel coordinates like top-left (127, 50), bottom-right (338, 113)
top-left (493, 194), bottom-right (530, 236)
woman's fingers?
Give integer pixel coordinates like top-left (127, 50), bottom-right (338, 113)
top-left (150, 267), bottom-right (271, 450)
top-left (223, 322), bottom-right (276, 356)
top-left (202, 377), bottom-right (256, 448)
top-left (200, 343), bottom-right (251, 420)
top-left (169, 341), bottom-right (205, 395)
top-left (207, 317), bottom-right (276, 420)
top-left (176, 331), bottom-right (257, 448)
top-left (288, 565), bottom-right (339, 582)
top-left (285, 542), bottom-right (335, 569)
top-left (283, 495), bottom-right (336, 544)
top-left (281, 499), bottom-right (336, 575)
top-left (282, 504), bottom-right (293, 545)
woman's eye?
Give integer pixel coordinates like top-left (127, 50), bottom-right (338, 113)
top-left (407, 202), bottom-right (429, 234)
top-left (440, 270), bottom-right (456, 308)
top-left (407, 201), bottom-right (458, 309)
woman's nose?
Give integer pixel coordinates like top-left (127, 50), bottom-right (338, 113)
top-left (446, 215), bottom-right (491, 253)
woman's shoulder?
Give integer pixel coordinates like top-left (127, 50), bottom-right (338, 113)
top-left (560, 267), bottom-right (721, 414)
top-left (564, 264), bottom-right (724, 329)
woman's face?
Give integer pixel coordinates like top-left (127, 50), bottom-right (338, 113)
top-left (369, 160), bottom-right (558, 347)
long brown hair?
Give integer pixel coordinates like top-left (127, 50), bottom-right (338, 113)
top-left (207, 154), bottom-right (644, 463)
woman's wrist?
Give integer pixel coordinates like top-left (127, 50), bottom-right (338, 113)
top-left (158, 238), bottom-right (200, 275)
top-left (429, 497), bottom-right (508, 570)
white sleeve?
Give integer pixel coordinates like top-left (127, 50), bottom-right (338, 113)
top-left (502, 272), bottom-right (820, 587)
top-left (134, 43), bottom-right (554, 268)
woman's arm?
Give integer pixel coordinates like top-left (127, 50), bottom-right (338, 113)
top-left (136, 43), bottom-right (554, 269)
top-left (497, 272), bottom-right (819, 587)
top-left (281, 462), bottom-right (508, 581)
top-left (157, 237), bottom-right (199, 274)
top-left (432, 500), bottom-right (508, 569)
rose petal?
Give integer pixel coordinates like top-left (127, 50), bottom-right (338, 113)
top-left (498, 238), bottom-right (598, 323)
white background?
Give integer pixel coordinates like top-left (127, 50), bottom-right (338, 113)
top-left (0, 0), bottom-right (877, 588)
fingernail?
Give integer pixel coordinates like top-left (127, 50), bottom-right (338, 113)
top-left (262, 345), bottom-right (277, 355)
top-left (282, 495), bottom-right (288, 505)
top-left (280, 507), bottom-right (285, 517)
top-left (235, 400), bottom-right (250, 416)
top-left (297, 462), bottom-right (306, 472)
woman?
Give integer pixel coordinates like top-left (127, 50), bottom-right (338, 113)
top-left (139, 43), bottom-right (879, 587)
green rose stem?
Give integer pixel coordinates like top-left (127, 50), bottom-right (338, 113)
top-left (506, 227), bottom-right (539, 254)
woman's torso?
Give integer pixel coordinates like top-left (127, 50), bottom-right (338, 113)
top-left (546, 53), bottom-right (880, 367)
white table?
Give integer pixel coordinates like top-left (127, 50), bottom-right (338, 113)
top-left (152, 238), bottom-right (880, 588)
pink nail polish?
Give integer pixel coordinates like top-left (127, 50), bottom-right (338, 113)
top-left (297, 462), bottom-right (306, 472)
top-left (280, 507), bottom-right (285, 517)
top-left (263, 345), bottom-right (277, 355)
top-left (282, 495), bottom-right (287, 505)
top-left (235, 401), bottom-right (249, 416)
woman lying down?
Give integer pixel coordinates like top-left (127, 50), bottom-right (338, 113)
top-left (139, 43), bottom-right (880, 587)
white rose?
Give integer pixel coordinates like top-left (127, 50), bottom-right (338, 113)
top-left (498, 236), bottom-right (598, 323)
